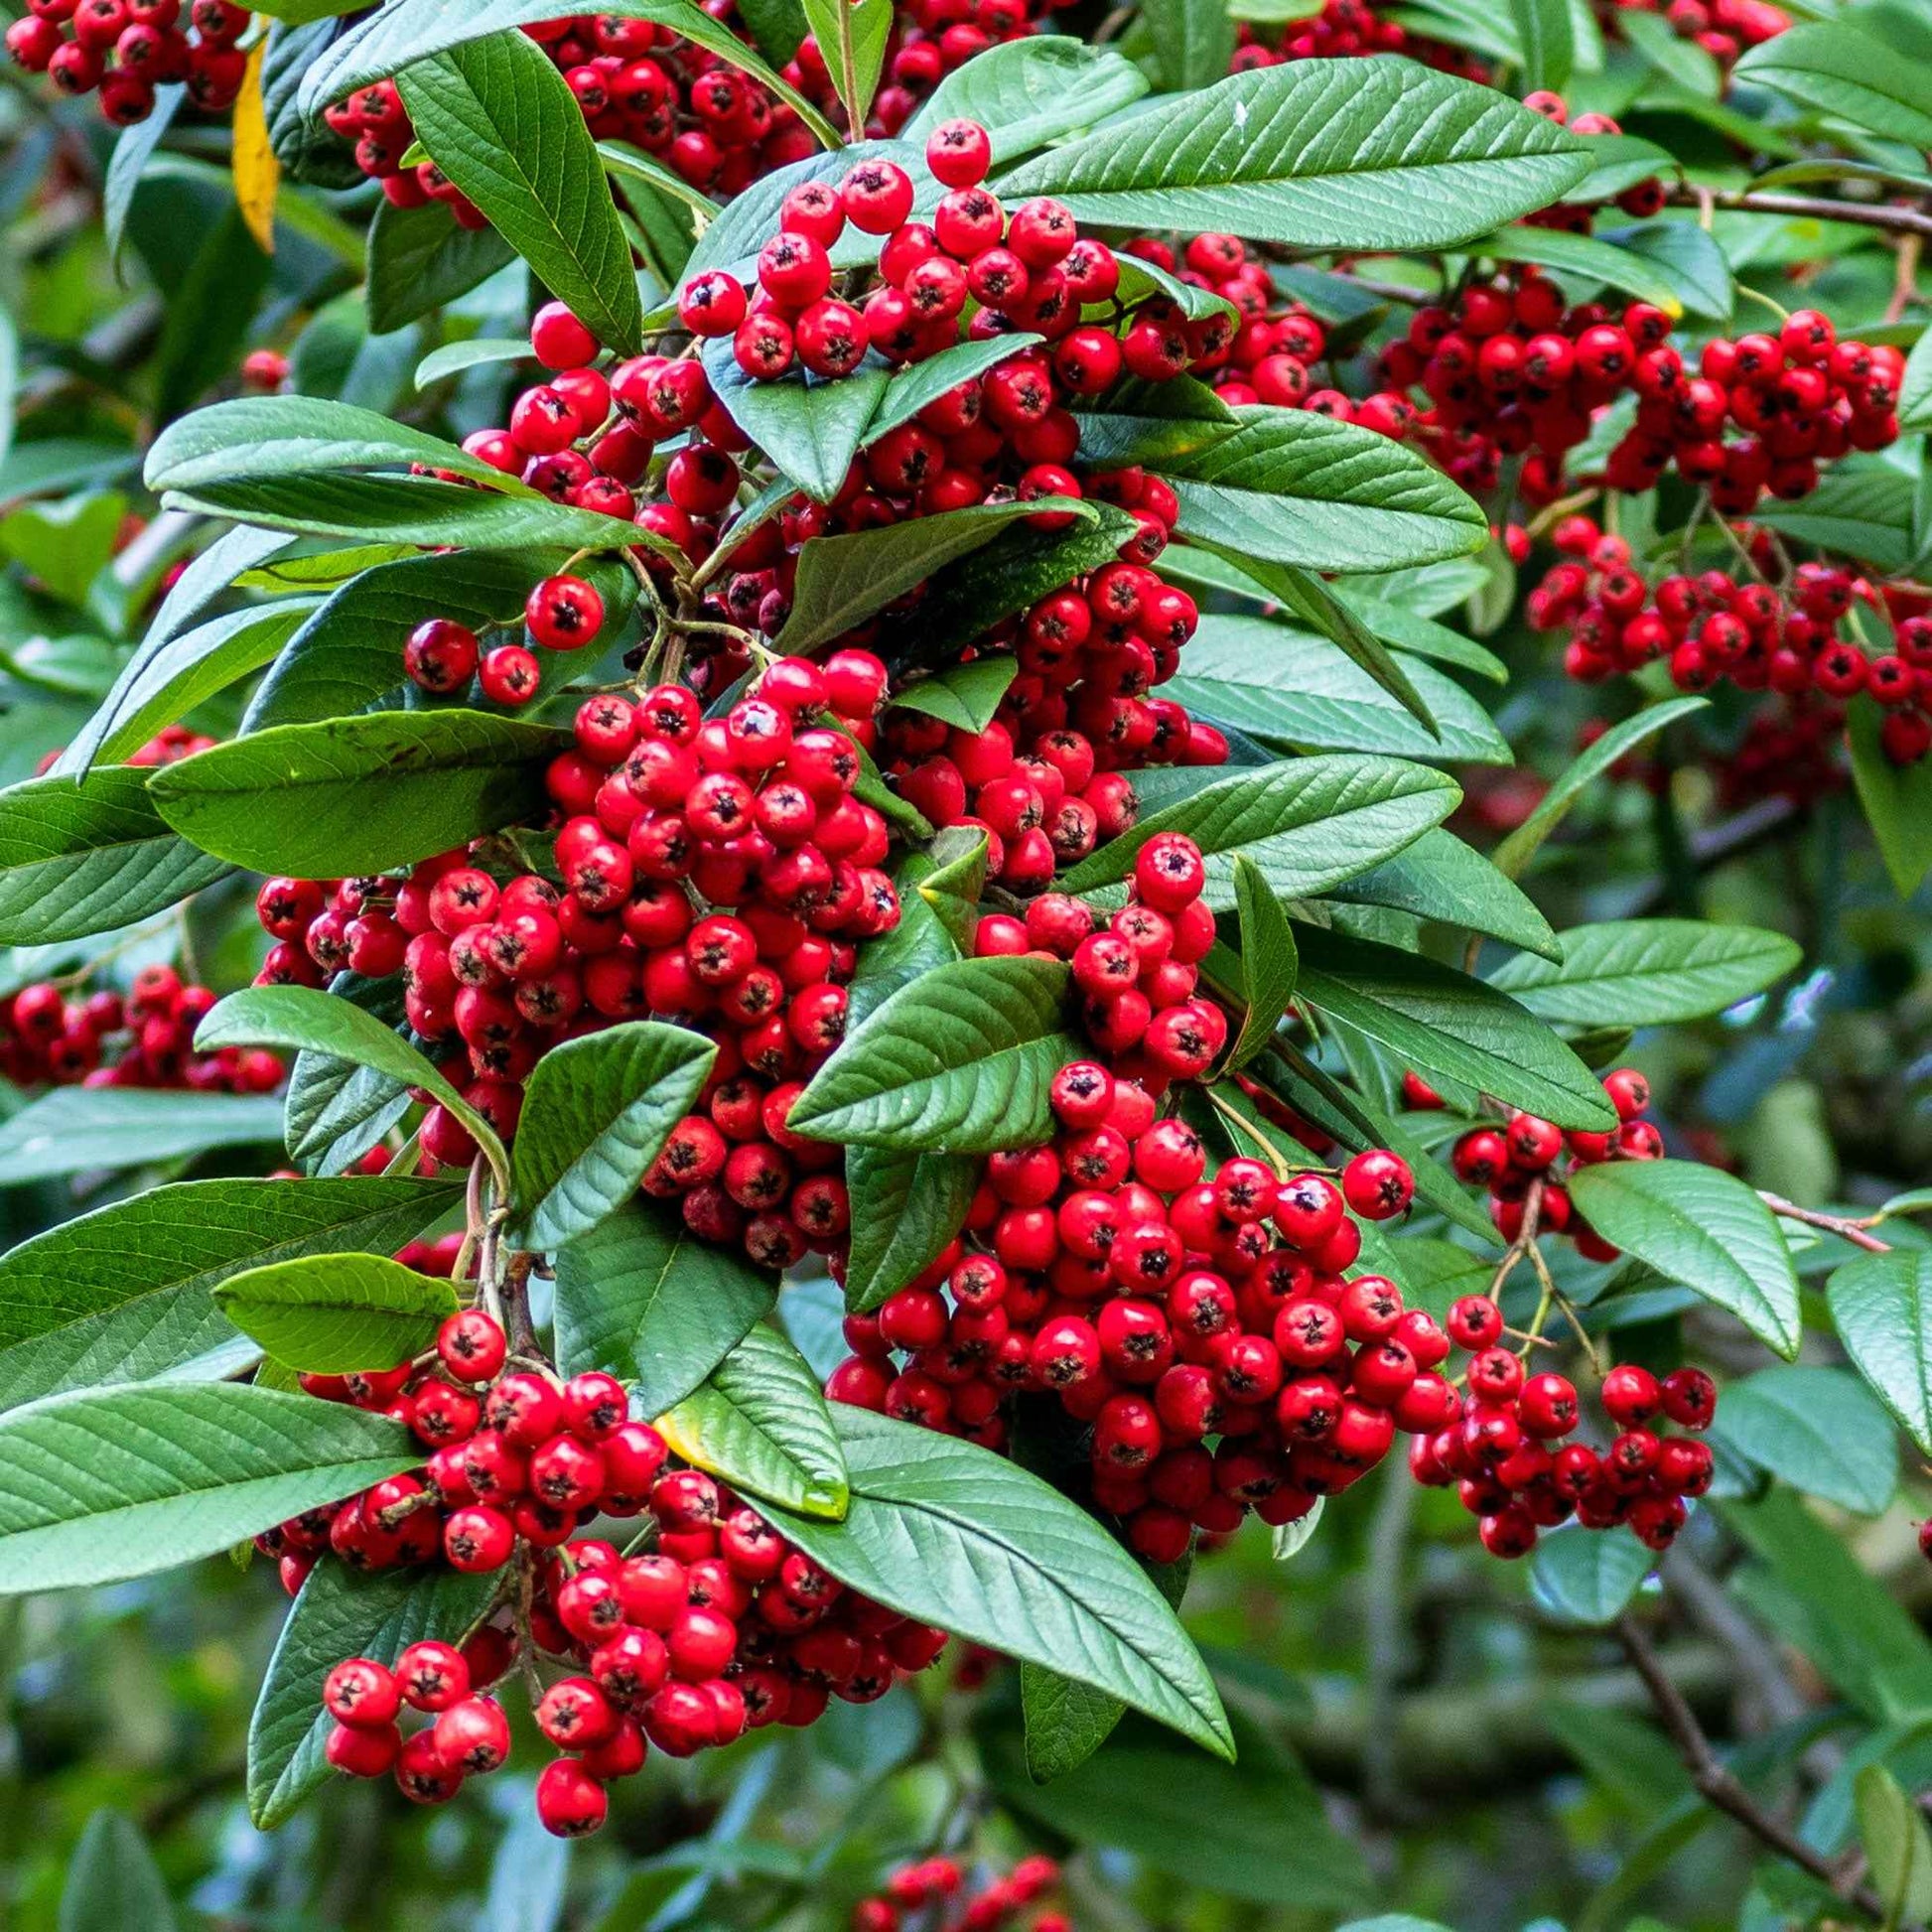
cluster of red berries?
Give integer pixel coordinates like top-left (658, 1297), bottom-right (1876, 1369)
top-left (1423, 1064), bottom-right (1663, 1257)
top-left (0, 962), bottom-right (280, 1094)
top-left (1527, 519), bottom-right (1932, 767)
top-left (1410, 1338), bottom-right (1717, 1556)
top-left (1369, 281), bottom-right (1898, 511)
top-left (401, 571), bottom-right (607, 709)
top-left (693, 124), bottom-right (1226, 394)
top-left (297, 1308), bottom-right (947, 1835)
top-left (35, 724), bottom-right (213, 778)
top-left (853, 1856), bottom-right (1068, 1932)
top-left (5, 0), bottom-right (245, 124)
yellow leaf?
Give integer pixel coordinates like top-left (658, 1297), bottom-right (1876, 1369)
top-left (232, 40), bottom-right (280, 255)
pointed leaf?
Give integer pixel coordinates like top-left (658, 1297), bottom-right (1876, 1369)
top-left (1849, 702), bottom-right (1932, 899)
top-left (366, 198), bottom-right (517, 335)
top-left (553, 1198), bottom-right (775, 1416)
top-left (843, 1145), bottom-right (983, 1312)
top-left (904, 37), bottom-right (1150, 161)
top-left (0, 1087), bottom-right (285, 1185)
top-left (148, 710), bottom-right (564, 878)
top-left (0, 765), bottom-right (231, 945)
top-left (508, 1020), bottom-right (716, 1250)
top-left (1529, 1523), bottom-right (1652, 1625)
top-left (1489, 919), bottom-right (1800, 1026)
top-left (1567, 1159), bottom-right (1801, 1357)
top-left (0, 1384), bottom-right (420, 1592)
top-left (789, 955), bottom-right (1077, 1152)
top-left (214, 1253), bottom-right (460, 1374)
top-left (1325, 830), bottom-right (1560, 960)
top-left (765, 1406), bottom-right (1233, 1758)
top-left (1734, 22), bottom-right (1932, 149)
top-left (996, 59), bottom-right (1589, 251)
top-left (59, 1812), bottom-right (176, 1932)
top-left (1829, 1250), bottom-right (1932, 1456)
top-left (1228, 853), bottom-right (1298, 1069)
top-left (890, 658), bottom-right (1019, 735)
top-left (659, 1324), bottom-right (849, 1519)
top-left (1715, 1365), bottom-right (1896, 1515)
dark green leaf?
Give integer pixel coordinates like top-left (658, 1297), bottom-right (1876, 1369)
top-left (1145, 0), bottom-right (1237, 91)
top-left (1324, 830), bottom-right (1560, 960)
top-left (1293, 925), bottom-right (1617, 1130)
top-left (1567, 1160), bottom-right (1800, 1357)
top-left (1715, 1365), bottom-right (1897, 1515)
top-left (1058, 755), bottom-right (1459, 907)
top-left (845, 834), bottom-right (982, 1031)
top-left (1471, 222), bottom-right (1689, 318)
top-left (154, 207), bottom-right (273, 425)
top-left (553, 1199), bottom-right (776, 1416)
top-left (1849, 701), bottom-right (1932, 898)
top-left (776, 498), bottom-right (1079, 656)
top-left (283, 973), bottom-right (414, 1177)
top-left (1733, 22), bottom-right (1932, 148)
top-left (397, 33), bottom-right (642, 354)
top-left (250, 1561), bottom-right (497, 1828)
top-left (1829, 1249), bottom-right (1932, 1456)
top-left (59, 1811), bottom-right (177, 1932)
top-left (660, 1324), bottom-right (849, 1518)
top-left (104, 88), bottom-right (184, 262)
top-left (1857, 1764), bottom-right (1932, 1924)
top-left (843, 1144), bottom-right (982, 1312)
top-left (0, 765), bottom-right (230, 945)
top-left (703, 341), bottom-right (889, 504)
top-left (790, 955), bottom-right (1076, 1152)
top-left (863, 334), bottom-right (1043, 450)
top-left (1598, 218), bottom-right (1734, 321)
top-left (0, 1087), bottom-right (285, 1185)
top-left (1510, 0), bottom-right (1573, 91)
top-left (1528, 1524), bottom-right (1652, 1625)
top-left (1488, 919), bottom-right (1800, 1026)
top-left (996, 60), bottom-right (1589, 250)
top-left (889, 658), bottom-right (1019, 735)
top-left (508, 1020), bottom-right (716, 1251)
top-left (148, 709), bottom-right (563, 878)
top-left (0, 1384), bottom-right (420, 1592)
top-left (768, 1407), bottom-right (1233, 1756)
top-left (213, 1252), bottom-right (460, 1374)
top-left (799, 0), bottom-right (892, 129)
top-left (366, 198), bottom-right (518, 336)
top-left (1228, 853), bottom-right (1297, 1069)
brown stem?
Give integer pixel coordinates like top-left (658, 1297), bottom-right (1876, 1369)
top-left (503, 1250), bottom-right (540, 1358)
top-left (1617, 1611), bottom-right (1902, 1926)
top-left (1663, 183), bottom-right (1932, 242)
top-left (1761, 1192), bottom-right (1892, 1255)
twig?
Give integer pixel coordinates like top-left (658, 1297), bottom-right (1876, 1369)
top-left (1663, 184), bottom-right (1932, 243)
top-left (1617, 1611), bottom-right (1902, 1927)
top-left (1888, 235), bottom-right (1923, 327)
top-left (1760, 1192), bottom-right (1891, 1255)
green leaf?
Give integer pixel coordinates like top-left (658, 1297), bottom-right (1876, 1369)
top-left (1829, 1250), bottom-right (1932, 1457)
top-left (683, 141), bottom-right (918, 285)
top-left (1857, 1764), bottom-right (1932, 1926)
top-left (553, 1199), bottom-right (776, 1416)
top-left (1059, 756), bottom-right (1459, 909)
top-left (1146, 0), bottom-right (1237, 91)
top-left (1753, 464), bottom-right (1916, 576)
top-left (1566, 1160), bottom-right (1801, 1358)
top-left (1849, 701), bottom-right (1932, 899)
top-left (791, 955), bottom-right (1075, 1153)
top-left (1489, 919), bottom-right (1800, 1026)
top-left (1181, 542), bottom-right (1437, 730)
top-left (197, 984), bottom-right (509, 1184)
top-left (0, 1384), bottom-right (420, 1593)
top-left (1270, 1494), bottom-right (1325, 1559)
top-left (983, 1715), bottom-right (1361, 1904)
top-left (413, 338), bottom-right (532, 390)
top-left (282, 973), bottom-right (413, 1177)
top-left (250, 1561), bottom-right (497, 1828)
top-left (213, 1253), bottom-right (459, 1375)
top-left (904, 36), bottom-right (1150, 161)
top-left (1166, 617), bottom-right (1507, 762)
top-left (1492, 697), bottom-right (1706, 878)
top-left (1528, 1523), bottom-right (1652, 1626)
top-left (890, 658), bottom-right (1019, 735)
top-left (996, 59), bottom-right (1589, 251)
top-left (703, 342), bottom-right (889, 504)
top-left (1619, 7), bottom-right (1719, 95)
top-left (843, 1145), bottom-right (982, 1312)
top-left (59, 1811), bottom-right (176, 1932)
top-left (659, 1324), bottom-right (849, 1518)
top-left (1020, 1557), bottom-right (1190, 1782)
top-left (1294, 925), bottom-right (1617, 1130)
top-left (0, 1173), bottom-right (457, 1397)
top-left (366, 198), bottom-right (517, 335)
top-left (0, 491), bottom-right (126, 609)
top-left (1325, 830), bottom-right (1560, 960)
top-left (148, 709), bottom-right (563, 878)
top-left (508, 1020), bottom-right (716, 1251)
top-left (0, 765), bottom-right (230, 946)
top-left (845, 835), bottom-right (981, 1032)
top-left (1714, 1365), bottom-right (1897, 1516)
top-left (1510, 0), bottom-right (1573, 91)
top-left (1228, 853), bottom-right (1298, 1069)
top-left (59, 602), bottom-right (316, 779)
top-left (1733, 22), bottom-right (1932, 149)
top-left (1470, 222), bottom-right (1688, 318)
top-left (302, 0), bottom-right (839, 152)
top-left (776, 497), bottom-right (1077, 656)
top-left (1151, 407), bottom-right (1487, 573)
top-left (397, 34), bottom-right (641, 355)
top-left (103, 88), bottom-right (184, 263)
top-left (1598, 219), bottom-right (1734, 322)
top-left (767, 1406), bottom-right (1233, 1757)
top-left (0, 1087), bottom-right (285, 1185)
top-left (799, 0), bottom-right (892, 129)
